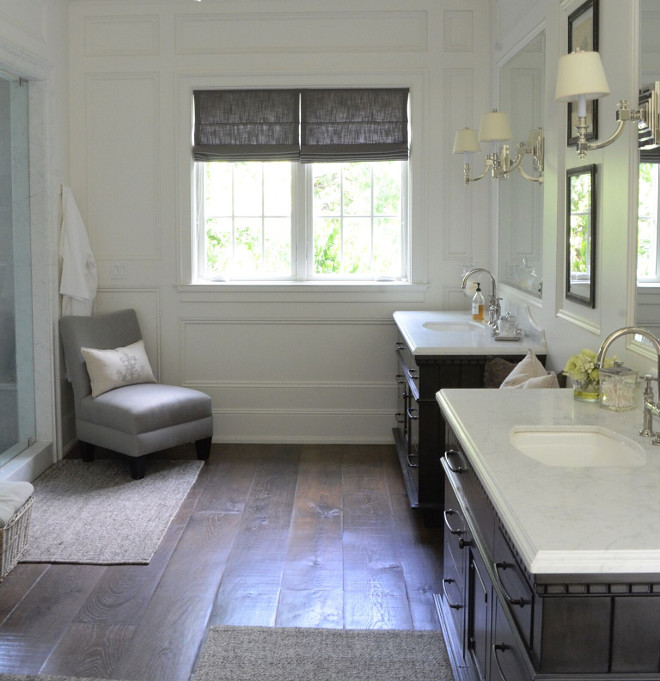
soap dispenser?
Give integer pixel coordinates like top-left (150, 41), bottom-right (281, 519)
top-left (472, 283), bottom-right (485, 322)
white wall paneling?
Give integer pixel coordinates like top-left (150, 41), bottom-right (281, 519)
top-left (86, 73), bottom-right (161, 261)
top-left (84, 16), bottom-right (160, 58)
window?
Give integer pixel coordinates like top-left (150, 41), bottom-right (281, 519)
top-left (192, 88), bottom-right (409, 283)
top-left (638, 162), bottom-right (659, 281)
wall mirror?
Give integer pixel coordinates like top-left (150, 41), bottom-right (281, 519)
top-left (497, 31), bottom-right (545, 297)
top-left (566, 164), bottom-right (597, 307)
top-left (636, 0), bottom-right (660, 337)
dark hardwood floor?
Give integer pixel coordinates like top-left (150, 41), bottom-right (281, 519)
top-left (0, 444), bottom-right (443, 681)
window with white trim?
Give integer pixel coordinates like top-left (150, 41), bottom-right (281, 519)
top-left (192, 88), bottom-right (409, 282)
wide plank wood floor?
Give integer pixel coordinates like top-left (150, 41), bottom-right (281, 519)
top-left (0, 444), bottom-right (443, 681)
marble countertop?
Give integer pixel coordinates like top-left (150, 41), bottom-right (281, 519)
top-left (437, 388), bottom-right (660, 575)
top-left (393, 310), bottom-right (547, 356)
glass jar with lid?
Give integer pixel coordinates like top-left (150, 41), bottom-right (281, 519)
top-left (599, 360), bottom-right (638, 412)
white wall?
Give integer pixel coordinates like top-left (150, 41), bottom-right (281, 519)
top-left (66, 0), bottom-right (495, 445)
top-left (494, 0), bottom-right (652, 378)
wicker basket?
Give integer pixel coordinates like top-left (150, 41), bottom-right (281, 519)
top-left (0, 495), bottom-right (33, 581)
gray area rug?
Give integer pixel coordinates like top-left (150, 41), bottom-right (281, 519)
top-left (20, 459), bottom-right (203, 564)
top-left (192, 626), bottom-right (454, 681)
top-left (0, 676), bottom-right (124, 680)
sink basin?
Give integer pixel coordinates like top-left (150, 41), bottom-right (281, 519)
top-left (423, 321), bottom-right (484, 333)
top-left (509, 426), bottom-right (646, 468)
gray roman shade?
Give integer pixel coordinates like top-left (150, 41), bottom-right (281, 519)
top-left (300, 88), bottom-right (409, 163)
top-left (193, 89), bottom-right (300, 162)
top-left (194, 88), bottom-right (410, 164)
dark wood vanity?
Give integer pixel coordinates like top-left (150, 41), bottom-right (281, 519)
top-left (437, 414), bottom-right (660, 681)
top-left (392, 323), bottom-right (537, 518)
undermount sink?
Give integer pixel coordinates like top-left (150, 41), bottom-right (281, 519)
top-left (509, 426), bottom-right (647, 468)
top-left (423, 321), bottom-right (484, 333)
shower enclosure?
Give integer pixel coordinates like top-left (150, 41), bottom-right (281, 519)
top-left (0, 74), bottom-right (35, 468)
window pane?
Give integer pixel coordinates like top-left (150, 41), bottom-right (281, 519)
top-left (234, 217), bottom-right (263, 274)
top-left (205, 217), bottom-right (232, 277)
top-left (264, 217), bottom-right (291, 275)
top-left (374, 162), bottom-right (401, 216)
top-left (205, 163), bottom-right (232, 216)
top-left (312, 164), bottom-right (341, 216)
top-left (264, 162), bottom-right (292, 216)
top-left (343, 217), bottom-right (371, 274)
top-left (234, 163), bottom-right (263, 216)
top-left (343, 163), bottom-right (371, 216)
top-left (374, 217), bottom-right (401, 277)
top-left (314, 217), bottom-right (341, 273)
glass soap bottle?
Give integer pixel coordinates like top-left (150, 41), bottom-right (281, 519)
top-left (472, 283), bottom-right (484, 322)
top-left (599, 360), bottom-right (638, 412)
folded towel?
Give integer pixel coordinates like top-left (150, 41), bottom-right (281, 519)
top-left (0, 481), bottom-right (34, 528)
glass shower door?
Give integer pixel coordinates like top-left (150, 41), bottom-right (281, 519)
top-left (0, 75), bottom-right (35, 467)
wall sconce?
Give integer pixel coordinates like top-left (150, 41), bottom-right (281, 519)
top-left (453, 110), bottom-right (544, 185)
top-left (555, 49), bottom-right (646, 159)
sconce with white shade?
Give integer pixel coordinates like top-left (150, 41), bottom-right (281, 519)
top-left (453, 110), bottom-right (544, 185)
top-left (555, 48), bottom-right (646, 158)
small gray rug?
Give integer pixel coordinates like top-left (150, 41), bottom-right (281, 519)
top-left (20, 459), bottom-right (203, 565)
top-left (192, 626), bottom-right (454, 681)
top-left (0, 676), bottom-right (125, 680)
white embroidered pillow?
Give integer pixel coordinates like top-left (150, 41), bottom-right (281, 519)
top-left (81, 339), bottom-right (156, 397)
top-left (499, 349), bottom-right (554, 389)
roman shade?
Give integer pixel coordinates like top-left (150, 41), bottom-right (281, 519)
top-left (193, 89), bottom-right (300, 162)
top-left (300, 88), bottom-right (409, 162)
top-left (193, 88), bottom-right (409, 163)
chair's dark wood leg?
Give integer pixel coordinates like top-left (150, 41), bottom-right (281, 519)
top-left (195, 436), bottom-right (212, 461)
top-left (80, 441), bottom-right (95, 462)
top-left (129, 455), bottom-right (147, 480)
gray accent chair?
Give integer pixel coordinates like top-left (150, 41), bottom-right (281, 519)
top-left (60, 308), bottom-right (213, 479)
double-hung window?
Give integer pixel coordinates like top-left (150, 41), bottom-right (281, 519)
top-left (192, 88), bottom-right (409, 283)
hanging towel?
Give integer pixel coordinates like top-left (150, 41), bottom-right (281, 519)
top-left (59, 186), bottom-right (97, 316)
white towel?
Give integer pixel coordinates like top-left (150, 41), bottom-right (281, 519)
top-left (59, 186), bottom-right (97, 316)
top-left (0, 481), bottom-right (33, 527)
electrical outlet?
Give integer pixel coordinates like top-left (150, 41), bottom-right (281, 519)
top-left (110, 263), bottom-right (127, 280)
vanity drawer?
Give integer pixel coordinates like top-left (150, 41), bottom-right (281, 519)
top-left (442, 445), bottom-right (495, 556)
top-left (493, 527), bottom-right (534, 649)
top-left (395, 339), bottom-right (419, 400)
top-left (444, 478), bottom-right (469, 582)
top-left (442, 541), bottom-right (466, 658)
top-left (491, 599), bottom-right (532, 681)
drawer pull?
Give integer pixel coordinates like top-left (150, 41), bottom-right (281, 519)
top-left (443, 509), bottom-right (465, 536)
top-left (395, 342), bottom-right (405, 351)
top-left (407, 368), bottom-right (419, 380)
top-left (406, 407), bottom-right (419, 421)
top-left (395, 412), bottom-right (405, 424)
top-left (492, 643), bottom-right (512, 681)
top-left (494, 561), bottom-right (530, 607)
top-left (407, 451), bottom-right (419, 468)
top-left (395, 374), bottom-right (405, 384)
top-left (444, 449), bottom-right (467, 474)
top-left (442, 578), bottom-right (463, 610)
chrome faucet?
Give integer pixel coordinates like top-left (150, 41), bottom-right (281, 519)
top-left (596, 327), bottom-right (660, 444)
top-left (461, 267), bottom-right (500, 330)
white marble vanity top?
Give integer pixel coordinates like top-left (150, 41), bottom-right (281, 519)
top-left (437, 388), bottom-right (660, 575)
top-left (393, 310), bottom-right (547, 356)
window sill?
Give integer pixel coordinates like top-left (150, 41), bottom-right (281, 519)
top-left (176, 280), bottom-right (428, 303)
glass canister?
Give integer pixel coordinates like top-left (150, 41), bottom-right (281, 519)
top-left (599, 360), bottom-right (638, 411)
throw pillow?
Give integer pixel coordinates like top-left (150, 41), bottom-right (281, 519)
top-left (500, 350), bottom-right (556, 389)
top-left (81, 339), bottom-right (156, 397)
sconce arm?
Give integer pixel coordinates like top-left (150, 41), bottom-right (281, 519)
top-left (462, 158), bottom-right (493, 185)
top-left (518, 165), bottom-right (544, 184)
top-left (575, 101), bottom-right (643, 159)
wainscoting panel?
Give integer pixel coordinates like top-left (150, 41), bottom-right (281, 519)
top-left (85, 73), bottom-right (161, 260)
top-left (175, 11), bottom-right (428, 55)
top-left (84, 15), bottom-right (160, 57)
top-left (179, 318), bottom-right (398, 443)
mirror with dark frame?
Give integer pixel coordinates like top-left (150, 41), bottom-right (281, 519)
top-left (566, 164), bottom-right (597, 307)
top-left (637, 0), bottom-right (660, 338)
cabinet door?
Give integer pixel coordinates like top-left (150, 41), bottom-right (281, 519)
top-left (468, 549), bottom-right (492, 681)
top-left (395, 371), bottom-right (408, 439)
top-left (491, 601), bottom-right (531, 681)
